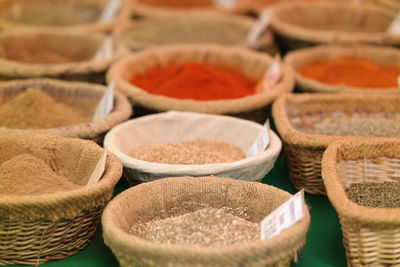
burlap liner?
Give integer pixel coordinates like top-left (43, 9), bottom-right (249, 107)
top-left (102, 176), bottom-right (310, 267)
top-left (0, 132), bottom-right (122, 221)
top-left (375, 0), bottom-right (400, 11)
top-left (104, 111), bottom-right (282, 183)
top-left (0, 78), bottom-right (132, 141)
top-left (270, 2), bottom-right (399, 48)
top-left (284, 44), bottom-right (400, 93)
top-left (0, 29), bottom-right (128, 82)
top-left (0, 0), bottom-right (130, 33)
top-left (106, 44), bottom-right (294, 120)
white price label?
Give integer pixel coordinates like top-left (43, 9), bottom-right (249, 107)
top-left (99, 0), bottom-right (121, 22)
top-left (256, 58), bottom-right (282, 92)
top-left (261, 190), bottom-right (305, 240)
top-left (94, 36), bottom-right (114, 61)
top-left (247, 120), bottom-right (270, 158)
top-left (388, 11), bottom-right (400, 36)
top-left (87, 152), bottom-right (107, 186)
top-left (93, 81), bottom-right (114, 122)
top-left (212, 0), bottom-right (236, 8)
top-left (247, 8), bottom-right (272, 46)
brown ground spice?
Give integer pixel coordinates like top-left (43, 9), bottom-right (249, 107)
top-left (345, 182), bottom-right (400, 208)
top-left (0, 88), bottom-right (89, 129)
top-left (129, 139), bottom-right (245, 164)
top-left (0, 154), bottom-right (80, 195)
top-left (130, 207), bottom-right (260, 247)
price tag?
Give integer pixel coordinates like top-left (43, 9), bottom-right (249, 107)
top-left (256, 58), bottom-right (282, 92)
top-left (98, 0), bottom-right (122, 22)
top-left (247, 8), bottom-right (272, 46)
top-left (387, 11), bottom-right (400, 36)
top-left (94, 36), bottom-right (114, 61)
top-left (212, 0), bottom-right (236, 8)
top-left (87, 152), bottom-right (107, 186)
top-left (247, 120), bottom-right (270, 158)
top-left (261, 190), bottom-right (305, 240)
top-left (93, 81), bottom-right (114, 122)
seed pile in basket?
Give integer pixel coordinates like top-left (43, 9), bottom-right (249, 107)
top-left (0, 154), bottom-right (80, 195)
top-left (0, 88), bottom-right (89, 129)
top-left (129, 207), bottom-right (260, 247)
top-left (129, 139), bottom-right (245, 164)
top-left (345, 182), bottom-right (400, 208)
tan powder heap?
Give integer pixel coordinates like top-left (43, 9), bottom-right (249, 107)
top-left (0, 88), bottom-right (89, 129)
top-left (0, 154), bottom-right (80, 195)
top-left (129, 139), bottom-right (245, 164)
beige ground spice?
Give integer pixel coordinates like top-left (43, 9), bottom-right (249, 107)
top-left (0, 154), bottom-right (80, 195)
top-left (0, 88), bottom-right (89, 129)
top-left (129, 139), bottom-right (245, 164)
top-left (130, 207), bottom-right (260, 247)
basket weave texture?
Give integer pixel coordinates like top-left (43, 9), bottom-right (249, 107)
top-left (106, 44), bottom-right (294, 123)
top-left (0, 133), bottom-right (122, 265)
top-left (272, 93), bottom-right (400, 195)
top-left (102, 176), bottom-right (310, 267)
top-left (322, 140), bottom-right (400, 266)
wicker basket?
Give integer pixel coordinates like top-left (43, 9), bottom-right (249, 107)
top-left (0, 133), bottom-right (122, 265)
top-left (269, 1), bottom-right (399, 55)
top-left (375, 0), bottom-right (400, 11)
top-left (322, 139), bottom-right (400, 266)
top-left (272, 93), bottom-right (400, 195)
top-left (0, 78), bottom-right (132, 143)
top-left (102, 176), bottom-right (310, 267)
top-left (0, 29), bottom-right (128, 83)
top-left (284, 44), bottom-right (400, 93)
top-left (106, 44), bottom-right (294, 123)
top-left (104, 111), bottom-right (282, 184)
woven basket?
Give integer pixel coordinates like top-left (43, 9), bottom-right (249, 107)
top-left (0, 78), bottom-right (132, 143)
top-left (269, 2), bottom-right (399, 55)
top-left (284, 44), bottom-right (400, 93)
top-left (322, 139), bottom-right (400, 266)
top-left (106, 44), bottom-right (294, 123)
top-left (0, 29), bottom-right (127, 83)
top-left (104, 111), bottom-right (282, 184)
top-left (272, 93), bottom-right (400, 195)
top-left (375, 0), bottom-right (400, 11)
top-left (0, 0), bottom-right (129, 33)
top-left (102, 176), bottom-right (310, 267)
top-left (0, 132), bottom-right (122, 265)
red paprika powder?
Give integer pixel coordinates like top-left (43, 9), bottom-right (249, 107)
top-left (130, 62), bottom-right (257, 100)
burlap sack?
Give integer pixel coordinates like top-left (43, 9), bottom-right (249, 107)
top-left (272, 93), bottom-right (400, 195)
top-left (284, 44), bottom-right (400, 93)
top-left (0, 29), bottom-right (128, 83)
top-left (104, 111), bottom-right (282, 184)
top-left (0, 0), bottom-right (130, 33)
top-left (375, 0), bottom-right (400, 11)
top-left (270, 2), bottom-right (399, 55)
top-left (102, 176), bottom-right (310, 267)
top-left (106, 44), bottom-right (294, 123)
top-left (322, 140), bottom-right (400, 266)
top-left (0, 78), bottom-right (132, 143)
top-left (0, 132), bottom-right (122, 265)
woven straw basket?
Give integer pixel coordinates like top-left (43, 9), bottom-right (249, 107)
top-left (269, 2), bottom-right (398, 55)
top-left (104, 111), bottom-right (282, 184)
top-left (0, 0), bottom-right (129, 33)
top-left (322, 140), bottom-right (400, 266)
top-left (106, 44), bottom-right (294, 123)
top-left (0, 29), bottom-right (127, 83)
top-left (375, 0), bottom-right (400, 11)
top-left (272, 93), bottom-right (400, 195)
top-left (102, 176), bottom-right (310, 267)
top-left (0, 133), bottom-right (122, 265)
top-left (284, 44), bottom-right (400, 93)
top-left (0, 78), bottom-right (132, 143)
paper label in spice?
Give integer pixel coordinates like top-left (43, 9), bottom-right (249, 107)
top-left (247, 120), bottom-right (270, 158)
top-left (387, 11), bottom-right (400, 35)
top-left (87, 151), bottom-right (107, 186)
top-left (247, 8), bottom-right (272, 46)
top-left (261, 190), bottom-right (305, 240)
top-left (256, 58), bottom-right (282, 92)
top-left (98, 0), bottom-right (121, 22)
top-left (94, 36), bottom-right (114, 61)
top-left (93, 81), bottom-right (114, 122)
top-left (212, 0), bottom-right (236, 8)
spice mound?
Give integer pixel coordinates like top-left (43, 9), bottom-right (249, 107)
top-left (0, 154), bottom-right (80, 195)
top-left (130, 62), bottom-right (257, 100)
top-left (345, 182), bottom-right (400, 208)
top-left (129, 139), bottom-right (245, 164)
top-left (0, 88), bottom-right (89, 129)
top-left (130, 207), bottom-right (260, 247)
top-left (300, 57), bottom-right (400, 88)
top-left (3, 49), bottom-right (75, 64)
